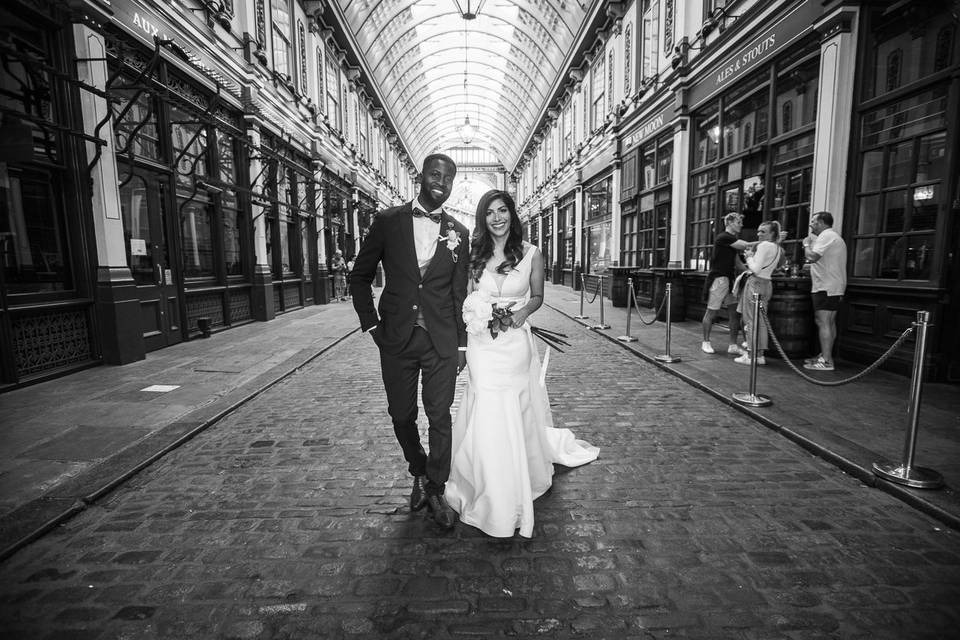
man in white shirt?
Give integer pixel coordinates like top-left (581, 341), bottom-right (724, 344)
top-left (803, 211), bottom-right (847, 371)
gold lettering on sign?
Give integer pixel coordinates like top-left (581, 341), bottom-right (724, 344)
top-left (716, 34), bottom-right (777, 87)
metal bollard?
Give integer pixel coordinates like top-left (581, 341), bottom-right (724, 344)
top-left (591, 275), bottom-right (610, 330)
top-left (872, 311), bottom-right (943, 489)
top-left (654, 283), bottom-right (681, 363)
top-left (574, 273), bottom-right (589, 319)
top-left (617, 278), bottom-right (638, 343)
top-left (732, 292), bottom-right (771, 407)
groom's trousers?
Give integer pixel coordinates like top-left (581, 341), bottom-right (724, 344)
top-left (379, 326), bottom-right (457, 494)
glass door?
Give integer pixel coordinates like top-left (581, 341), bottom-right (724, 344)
top-left (118, 169), bottom-right (183, 350)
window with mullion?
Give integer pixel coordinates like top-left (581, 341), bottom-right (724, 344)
top-left (271, 0), bottom-right (292, 82)
top-left (852, 87), bottom-right (947, 282)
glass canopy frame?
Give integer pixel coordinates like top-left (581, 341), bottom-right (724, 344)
top-left (335, 0), bottom-right (592, 170)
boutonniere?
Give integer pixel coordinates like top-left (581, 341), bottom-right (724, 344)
top-left (440, 222), bottom-right (461, 262)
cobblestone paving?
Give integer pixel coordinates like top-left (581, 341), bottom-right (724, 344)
top-left (1, 306), bottom-right (958, 639)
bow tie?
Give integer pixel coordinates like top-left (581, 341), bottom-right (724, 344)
top-left (411, 208), bottom-right (442, 224)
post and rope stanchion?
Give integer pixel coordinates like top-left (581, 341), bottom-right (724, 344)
top-left (574, 273), bottom-right (589, 320)
top-left (617, 278), bottom-right (638, 343)
top-left (591, 274), bottom-right (610, 330)
top-left (872, 311), bottom-right (943, 489)
top-left (654, 283), bottom-right (680, 363)
top-left (732, 292), bottom-right (771, 407)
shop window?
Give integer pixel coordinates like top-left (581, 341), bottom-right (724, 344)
top-left (693, 103), bottom-right (719, 169)
top-left (865, 4), bottom-right (957, 100)
top-left (621, 205), bottom-right (638, 266)
top-left (687, 169), bottom-right (717, 270)
top-left (112, 78), bottom-right (161, 161)
top-left (587, 222), bottom-right (612, 273)
top-left (688, 50), bottom-right (819, 270)
top-left (853, 89), bottom-right (946, 281)
top-left (1, 168), bottom-right (73, 295)
top-left (585, 176), bottom-right (612, 221)
top-left (216, 130), bottom-right (245, 277)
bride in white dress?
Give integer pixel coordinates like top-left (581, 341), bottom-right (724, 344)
top-left (445, 190), bottom-right (599, 538)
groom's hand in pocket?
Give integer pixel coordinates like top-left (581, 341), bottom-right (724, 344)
top-left (457, 351), bottom-right (466, 374)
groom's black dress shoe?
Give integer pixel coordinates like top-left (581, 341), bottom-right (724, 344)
top-left (426, 493), bottom-right (457, 529)
top-left (410, 475), bottom-right (428, 511)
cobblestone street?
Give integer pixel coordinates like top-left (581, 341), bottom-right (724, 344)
top-left (1, 306), bottom-right (958, 640)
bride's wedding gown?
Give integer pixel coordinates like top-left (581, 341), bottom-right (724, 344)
top-left (446, 247), bottom-right (599, 538)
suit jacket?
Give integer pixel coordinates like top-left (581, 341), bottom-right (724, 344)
top-left (350, 202), bottom-right (470, 358)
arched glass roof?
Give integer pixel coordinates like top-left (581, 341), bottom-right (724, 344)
top-left (334, 0), bottom-right (592, 171)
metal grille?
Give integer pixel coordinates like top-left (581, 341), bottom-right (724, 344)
top-left (13, 309), bottom-right (93, 376)
top-left (186, 293), bottom-right (224, 329)
top-left (273, 286), bottom-right (282, 312)
top-left (229, 290), bottom-right (252, 323)
top-left (284, 283), bottom-right (302, 310)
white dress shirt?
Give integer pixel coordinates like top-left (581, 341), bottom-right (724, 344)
top-left (411, 200), bottom-right (442, 271)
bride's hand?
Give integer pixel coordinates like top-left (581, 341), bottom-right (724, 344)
top-left (509, 309), bottom-right (530, 328)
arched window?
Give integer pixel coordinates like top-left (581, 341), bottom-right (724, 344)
top-left (781, 101), bottom-right (793, 134)
top-left (934, 26), bottom-right (955, 71)
top-left (886, 48), bottom-right (902, 92)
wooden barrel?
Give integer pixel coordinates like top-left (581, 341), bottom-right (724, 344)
top-left (766, 282), bottom-right (815, 359)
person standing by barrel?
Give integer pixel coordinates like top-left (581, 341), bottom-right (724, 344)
top-left (803, 211), bottom-right (847, 371)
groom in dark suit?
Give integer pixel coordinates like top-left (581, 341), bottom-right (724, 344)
top-left (349, 153), bottom-right (470, 529)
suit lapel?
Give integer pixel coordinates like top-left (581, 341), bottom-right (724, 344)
top-left (421, 210), bottom-right (446, 279)
top-left (398, 203), bottom-right (420, 278)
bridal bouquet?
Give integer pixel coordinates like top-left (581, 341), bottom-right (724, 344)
top-left (462, 290), bottom-right (515, 340)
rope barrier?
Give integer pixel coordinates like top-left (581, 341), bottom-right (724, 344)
top-left (584, 275), bottom-right (603, 305)
top-left (630, 281), bottom-right (666, 326)
top-left (759, 302), bottom-right (914, 386)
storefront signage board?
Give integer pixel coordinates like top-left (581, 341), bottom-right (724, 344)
top-left (688, 0), bottom-right (821, 106)
top-left (622, 104), bottom-right (674, 153)
top-left (108, 1), bottom-right (224, 91)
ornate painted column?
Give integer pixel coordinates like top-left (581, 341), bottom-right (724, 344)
top-left (246, 122), bottom-right (275, 321)
top-left (74, 22), bottom-right (145, 364)
top-left (811, 6), bottom-right (860, 228)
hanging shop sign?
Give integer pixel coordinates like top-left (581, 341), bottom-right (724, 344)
top-left (622, 104), bottom-right (674, 153)
top-left (688, 0), bottom-right (821, 106)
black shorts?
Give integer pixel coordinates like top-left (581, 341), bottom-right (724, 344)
top-left (812, 291), bottom-right (842, 311)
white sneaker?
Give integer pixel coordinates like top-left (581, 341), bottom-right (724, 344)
top-left (734, 353), bottom-right (766, 365)
top-left (727, 344), bottom-right (744, 355)
top-left (701, 341), bottom-right (715, 354)
top-left (741, 340), bottom-right (749, 350)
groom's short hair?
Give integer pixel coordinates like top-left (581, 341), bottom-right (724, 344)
top-left (422, 152), bottom-right (456, 172)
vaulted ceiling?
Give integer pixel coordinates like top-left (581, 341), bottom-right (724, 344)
top-left (334, 0), bottom-right (594, 171)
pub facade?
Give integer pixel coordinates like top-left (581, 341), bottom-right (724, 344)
top-left (0, 0), bottom-right (416, 390)
top-left (516, 0), bottom-right (960, 381)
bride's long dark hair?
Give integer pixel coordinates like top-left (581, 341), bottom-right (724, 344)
top-left (470, 190), bottom-right (524, 282)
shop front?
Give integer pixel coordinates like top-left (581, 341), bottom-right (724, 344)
top-left (0, 1), bottom-right (100, 386)
top-left (582, 172), bottom-right (613, 297)
top-left (557, 191), bottom-right (576, 287)
top-left (614, 103), bottom-right (674, 308)
top-left (844, 0), bottom-right (960, 380)
top-left (682, 0), bottom-right (824, 355)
